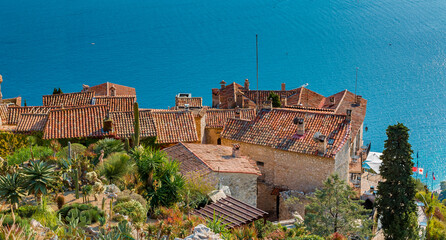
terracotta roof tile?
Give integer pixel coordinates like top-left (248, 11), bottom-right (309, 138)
top-left (164, 142), bottom-right (260, 175)
top-left (205, 109), bottom-right (256, 128)
top-left (163, 143), bottom-right (213, 175)
top-left (95, 96), bottom-right (136, 112)
top-left (332, 91), bottom-right (367, 140)
top-left (0, 104), bottom-right (8, 124)
top-left (109, 110), bottom-right (156, 139)
top-left (175, 97), bottom-right (203, 108)
top-left (221, 108), bottom-right (351, 158)
top-left (151, 111), bottom-right (198, 144)
top-left (84, 82), bottom-right (136, 96)
top-left (7, 106), bottom-right (60, 125)
top-left (16, 113), bottom-right (48, 133)
top-left (43, 105), bottom-right (111, 139)
top-left (42, 92), bottom-right (94, 107)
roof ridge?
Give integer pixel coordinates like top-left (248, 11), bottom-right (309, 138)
top-left (179, 143), bottom-right (215, 172)
top-left (49, 104), bottom-right (108, 112)
top-left (42, 91), bottom-right (93, 97)
top-left (270, 107), bottom-right (348, 117)
top-left (334, 90), bottom-right (348, 112)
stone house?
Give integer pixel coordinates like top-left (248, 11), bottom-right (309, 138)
top-left (163, 142), bottom-right (261, 206)
top-left (81, 82), bottom-right (136, 97)
top-left (220, 107), bottom-right (353, 219)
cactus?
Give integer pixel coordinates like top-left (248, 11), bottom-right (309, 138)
top-left (110, 198), bottom-right (113, 218)
top-left (74, 161), bottom-right (80, 199)
top-left (56, 195), bottom-right (65, 209)
top-left (102, 197), bottom-right (106, 210)
top-left (125, 138), bottom-right (130, 152)
top-left (133, 102), bottom-right (140, 147)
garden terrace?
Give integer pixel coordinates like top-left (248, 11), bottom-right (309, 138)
top-left (194, 196), bottom-right (268, 228)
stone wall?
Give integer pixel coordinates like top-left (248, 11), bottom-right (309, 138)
top-left (204, 128), bottom-right (222, 145)
top-left (334, 139), bottom-right (351, 182)
top-left (194, 115), bottom-right (206, 143)
top-left (218, 172), bottom-right (258, 207)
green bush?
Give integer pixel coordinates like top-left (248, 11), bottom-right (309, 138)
top-left (17, 205), bottom-right (38, 218)
top-left (7, 146), bottom-right (53, 165)
top-left (57, 143), bottom-right (87, 159)
top-left (0, 132), bottom-right (27, 159)
top-left (117, 190), bottom-right (147, 207)
top-left (32, 205), bottom-right (58, 228)
top-left (114, 200), bottom-right (147, 223)
top-left (57, 203), bottom-right (104, 225)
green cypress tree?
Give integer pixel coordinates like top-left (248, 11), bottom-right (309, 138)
top-left (304, 174), bottom-right (372, 238)
top-left (376, 123), bottom-right (418, 239)
top-left (133, 102), bottom-right (140, 147)
top-left (268, 91), bottom-right (281, 107)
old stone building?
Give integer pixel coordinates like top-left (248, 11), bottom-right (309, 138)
top-left (163, 142), bottom-right (261, 206)
top-left (81, 82), bottom-right (136, 97)
top-left (221, 107), bottom-right (354, 219)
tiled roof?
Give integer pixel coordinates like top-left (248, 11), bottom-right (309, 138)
top-left (175, 97), bottom-right (203, 108)
top-left (221, 108), bottom-right (351, 158)
top-left (243, 89), bottom-right (300, 105)
top-left (151, 111), bottom-right (198, 144)
top-left (164, 142), bottom-right (260, 175)
top-left (84, 82), bottom-right (136, 96)
top-left (16, 113), bottom-right (48, 133)
top-left (43, 105), bottom-right (111, 139)
top-left (7, 106), bottom-right (60, 125)
top-left (332, 91), bottom-right (367, 140)
top-left (42, 92), bottom-right (94, 107)
top-left (205, 109), bottom-right (256, 128)
top-left (95, 96), bottom-right (136, 112)
top-left (0, 104), bottom-right (8, 124)
top-left (109, 110), bottom-right (156, 139)
top-left (194, 196), bottom-right (267, 228)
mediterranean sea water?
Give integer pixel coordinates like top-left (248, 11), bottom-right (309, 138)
top-left (0, 0), bottom-right (445, 188)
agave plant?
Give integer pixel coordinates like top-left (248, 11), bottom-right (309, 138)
top-left (22, 161), bottom-right (56, 204)
top-left (0, 173), bottom-right (26, 222)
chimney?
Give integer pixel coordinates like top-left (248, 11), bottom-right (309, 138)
top-left (244, 79), bottom-right (250, 90)
top-left (232, 144), bottom-right (241, 157)
top-left (346, 109), bottom-right (352, 122)
top-left (234, 107), bottom-right (241, 119)
top-left (329, 96), bottom-right (335, 105)
top-left (293, 117), bottom-right (305, 135)
top-left (316, 134), bottom-right (326, 156)
top-left (280, 95), bottom-right (287, 106)
top-left (281, 83), bottom-right (286, 91)
top-left (220, 80), bottom-right (226, 89)
top-left (82, 84), bottom-right (90, 92)
top-left (355, 95), bottom-right (362, 106)
top-left (103, 118), bottom-right (113, 132)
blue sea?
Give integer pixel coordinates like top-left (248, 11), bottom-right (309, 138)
top-left (1, 0), bottom-right (445, 188)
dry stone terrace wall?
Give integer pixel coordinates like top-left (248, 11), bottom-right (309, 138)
top-left (218, 172), bottom-right (258, 207)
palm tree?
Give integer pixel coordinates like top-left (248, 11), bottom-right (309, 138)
top-left (99, 153), bottom-right (132, 184)
top-left (131, 146), bottom-right (163, 191)
top-left (93, 138), bottom-right (125, 160)
top-left (0, 173), bottom-right (26, 222)
top-left (22, 161), bottom-right (56, 204)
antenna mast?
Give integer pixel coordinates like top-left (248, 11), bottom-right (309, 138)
top-left (256, 34), bottom-right (259, 109)
top-left (355, 67), bottom-right (358, 101)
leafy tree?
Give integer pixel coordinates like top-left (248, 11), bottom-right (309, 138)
top-left (0, 173), bottom-right (26, 222)
top-left (23, 161), bottom-right (56, 204)
top-left (268, 91), bottom-right (281, 107)
top-left (99, 152), bottom-right (133, 184)
top-left (0, 132), bottom-right (27, 159)
top-left (53, 88), bottom-right (63, 94)
top-left (304, 174), bottom-right (371, 238)
top-left (376, 123), bottom-right (418, 239)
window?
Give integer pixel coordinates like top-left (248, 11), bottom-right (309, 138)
top-left (217, 138), bottom-right (221, 145)
top-left (256, 161), bottom-right (264, 167)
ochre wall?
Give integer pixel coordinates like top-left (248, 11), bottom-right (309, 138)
top-left (204, 128), bottom-right (222, 145)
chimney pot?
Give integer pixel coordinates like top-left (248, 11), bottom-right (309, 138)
top-left (244, 79), bottom-right (250, 90)
top-left (294, 117), bottom-right (305, 135)
top-left (346, 109), bottom-right (352, 121)
top-left (281, 83), bottom-right (286, 91)
top-left (232, 144), bottom-right (241, 157)
top-left (220, 80), bottom-right (226, 89)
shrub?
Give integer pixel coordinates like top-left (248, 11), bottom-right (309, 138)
top-left (57, 143), bottom-right (86, 159)
top-left (56, 195), bottom-right (65, 209)
top-left (7, 146), bottom-right (53, 165)
top-left (16, 205), bottom-right (38, 218)
top-left (117, 190), bottom-right (147, 207)
top-left (114, 200), bottom-right (147, 223)
top-left (92, 138), bottom-right (125, 164)
top-left (99, 153), bottom-right (133, 184)
top-left (57, 203), bottom-right (105, 225)
top-left (0, 132), bottom-right (27, 159)
top-left (331, 232), bottom-right (347, 240)
top-left (31, 205), bottom-right (58, 228)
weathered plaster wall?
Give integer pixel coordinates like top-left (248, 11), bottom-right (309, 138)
top-left (204, 128), bottom-right (222, 145)
top-left (218, 172), bottom-right (258, 207)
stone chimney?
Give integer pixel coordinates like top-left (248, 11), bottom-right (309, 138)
top-left (316, 134), bottom-right (326, 156)
top-left (280, 95), bottom-right (287, 106)
top-left (220, 80), bottom-right (226, 89)
top-left (232, 144), bottom-right (241, 157)
top-left (281, 83), bottom-right (286, 91)
top-left (244, 79), bottom-right (250, 90)
top-left (346, 109), bottom-right (352, 122)
top-left (234, 107), bottom-right (241, 119)
top-left (103, 118), bottom-right (113, 132)
top-left (294, 117), bottom-right (305, 135)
